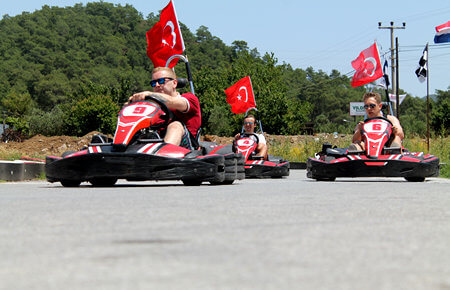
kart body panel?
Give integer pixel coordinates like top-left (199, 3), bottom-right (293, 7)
top-left (45, 100), bottom-right (244, 186)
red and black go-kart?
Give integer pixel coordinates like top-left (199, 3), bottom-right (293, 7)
top-left (202, 132), bottom-right (289, 178)
top-left (307, 116), bottom-right (440, 182)
top-left (45, 96), bottom-right (244, 187)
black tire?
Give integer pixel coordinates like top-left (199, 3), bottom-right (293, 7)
top-left (60, 180), bottom-right (81, 187)
top-left (89, 177), bottom-right (118, 187)
top-left (404, 177), bottom-right (425, 182)
top-left (182, 179), bottom-right (202, 186)
top-left (315, 177), bottom-right (336, 181)
top-left (209, 179), bottom-right (235, 185)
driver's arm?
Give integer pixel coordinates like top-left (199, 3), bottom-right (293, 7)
top-left (387, 115), bottom-right (405, 140)
top-left (352, 121), bottom-right (364, 143)
top-left (128, 92), bottom-right (188, 112)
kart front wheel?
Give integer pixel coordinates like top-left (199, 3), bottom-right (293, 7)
top-left (89, 177), bottom-right (118, 187)
top-left (60, 180), bottom-right (81, 187)
top-left (404, 177), bottom-right (425, 182)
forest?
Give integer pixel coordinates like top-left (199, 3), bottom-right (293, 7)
top-left (0, 2), bottom-right (448, 139)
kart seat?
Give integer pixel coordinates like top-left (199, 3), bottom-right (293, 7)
top-left (176, 78), bottom-right (188, 89)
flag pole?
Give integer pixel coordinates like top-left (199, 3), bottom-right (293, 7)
top-left (247, 76), bottom-right (263, 134)
top-left (426, 42), bottom-right (430, 152)
top-left (395, 37), bottom-right (400, 118)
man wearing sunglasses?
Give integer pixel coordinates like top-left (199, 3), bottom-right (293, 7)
top-left (234, 114), bottom-right (268, 160)
top-left (128, 67), bottom-right (201, 150)
top-left (350, 92), bottom-right (404, 151)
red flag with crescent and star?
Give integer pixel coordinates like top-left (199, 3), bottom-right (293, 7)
top-left (146, 0), bottom-right (185, 68)
top-left (225, 76), bottom-right (256, 114)
top-left (350, 43), bottom-right (383, 87)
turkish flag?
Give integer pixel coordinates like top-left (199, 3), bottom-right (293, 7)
top-left (351, 43), bottom-right (383, 87)
top-left (225, 76), bottom-right (256, 114)
top-left (146, 0), bottom-right (185, 68)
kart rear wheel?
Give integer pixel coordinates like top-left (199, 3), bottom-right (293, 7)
top-left (404, 177), bottom-right (425, 182)
top-left (60, 180), bottom-right (81, 187)
top-left (89, 177), bottom-right (118, 187)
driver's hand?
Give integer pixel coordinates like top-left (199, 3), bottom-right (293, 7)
top-left (354, 121), bottom-right (363, 134)
top-left (234, 133), bottom-right (241, 140)
top-left (128, 91), bottom-right (151, 103)
top-left (392, 125), bottom-right (398, 135)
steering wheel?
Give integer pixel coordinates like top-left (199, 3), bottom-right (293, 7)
top-left (240, 132), bottom-right (260, 145)
top-left (364, 116), bottom-right (393, 126)
top-left (139, 95), bottom-right (174, 129)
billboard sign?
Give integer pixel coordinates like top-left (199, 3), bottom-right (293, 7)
top-left (349, 102), bottom-right (365, 116)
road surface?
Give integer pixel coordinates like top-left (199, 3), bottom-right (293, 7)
top-left (1, 171), bottom-right (449, 290)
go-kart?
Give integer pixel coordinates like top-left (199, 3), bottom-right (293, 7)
top-left (45, 99), bottom-right (244, 187)
top-left (307, 116), bottom-right (440, 182)
top-left (202, 132), bottom-right (289, 178)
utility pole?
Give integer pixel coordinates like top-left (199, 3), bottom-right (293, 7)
top-left (378, 21), bottom-right (405, 115)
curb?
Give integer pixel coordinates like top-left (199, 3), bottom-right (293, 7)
top-left (0, 161), bottom-right (45, 181)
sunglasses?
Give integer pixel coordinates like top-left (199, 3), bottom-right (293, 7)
top-left (244, 122), bottom-right (254, 125)
top-left (364, 104), bottom-right (377, 109)
top-left (150, 77), bottom-right (174, 87)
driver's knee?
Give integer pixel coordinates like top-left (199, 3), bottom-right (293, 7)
top-left (164, 121), bottom-right (185, 146)
top-left (257, 143), bottom-right (268, 160)
top-left (353, 141), bottom-right (364, 151)
top-left (390, 135), bottom-right (402, 147)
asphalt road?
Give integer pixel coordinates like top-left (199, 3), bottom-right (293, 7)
top-left (1, 171), bottom-right (449, 290)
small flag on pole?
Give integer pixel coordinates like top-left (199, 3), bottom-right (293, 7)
top-left (350, 43), bottom-right (384, 87)
top-left (146, 0), bottom-right (185, 68)
top-left (434, 21), bottom-right (450, 44)
top-left (415, 44), bottom-right (428, 83)
top-left (225, 76), bottom-right (256, 114)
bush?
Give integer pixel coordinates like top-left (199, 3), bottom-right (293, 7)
top-left (27, 105), bottom-right (67, 136)
top-left (65, 95), bottom-right (119, 136)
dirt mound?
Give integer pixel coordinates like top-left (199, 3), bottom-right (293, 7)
top-left (0, 131), bottom-right (349, 159)
top-left (1, 131), bottom-right (104, 157)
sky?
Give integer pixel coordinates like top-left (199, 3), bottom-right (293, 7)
top-left (2, 0), bottom-right (450, 98)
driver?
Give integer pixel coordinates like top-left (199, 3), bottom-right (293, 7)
top-left (128, 67), bottom-right (201, 150)
top-left (234, 114), bottom-right (268, 160)
top-left (350, 92), bottom-right (404, 151)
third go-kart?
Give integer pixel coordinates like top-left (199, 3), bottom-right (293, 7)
top-left (307, 116), bottom-right (440, 182)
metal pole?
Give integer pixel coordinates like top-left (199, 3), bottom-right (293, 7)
top-left (426, 43), bottom-right (430, 152)
top-left (166, 54), bottom-right (195, 95)
top-left (395, 37), bottom-right (399, 118)
top-left (378, 21), bottom-right (405, 116)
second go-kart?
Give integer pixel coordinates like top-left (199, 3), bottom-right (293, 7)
top-left (202, 109), bottom-right (289, 178)
top-left (307, 116), bottom-right (440, 182)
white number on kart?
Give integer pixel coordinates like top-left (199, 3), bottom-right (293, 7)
top-left (237, 138), bottom-right (256, 147)
top-left (122, 103), bottom-right (157, 117)
top-left (363, 121), bottom-right (388, 134)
